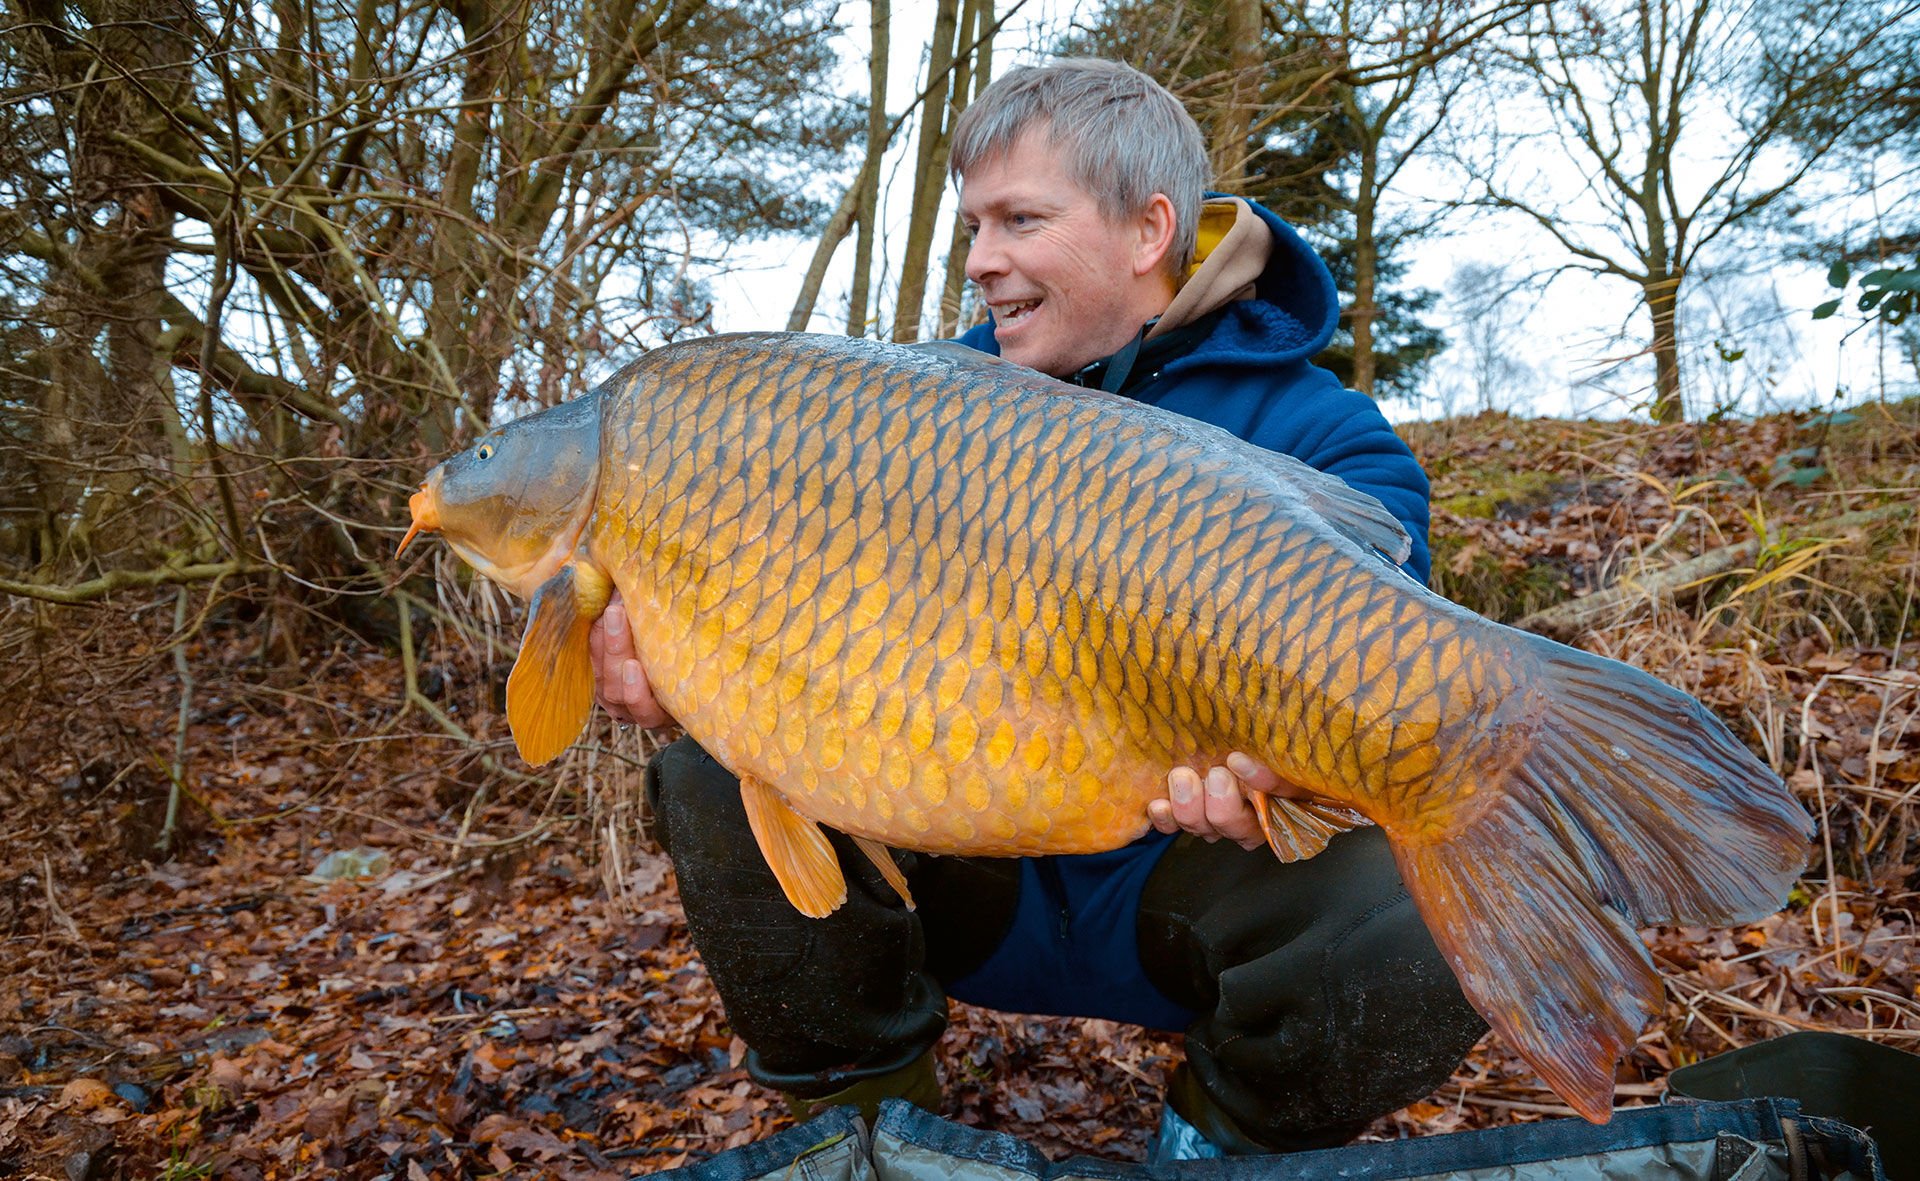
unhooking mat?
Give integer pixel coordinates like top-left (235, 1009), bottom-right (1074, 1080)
top-left (650, 1097), bottom-right (1887, 1181)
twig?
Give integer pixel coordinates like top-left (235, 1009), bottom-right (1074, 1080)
top-left (1799, 675), bottom-right (1845, 957)
top-left (0, 559), bottom-right (259, 605)
top-left (425, 1006), bottom-right (556, 1025)
top-left (1669, 976), bottom-right (1919, 1039)
top-left (40, 854), bottom-right (83, 942)
top-left (161, 586), bottom-right (193, 855)
top-left (449, 783), bottom-right (490, 866)
top-left (1440, 1092), bottom-right (1578, 1116)
top-left (1670, 981), bottom-right (1744, 1052)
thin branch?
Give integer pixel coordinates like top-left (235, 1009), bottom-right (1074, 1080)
top-left (0, 560), bottom-right (260, 605)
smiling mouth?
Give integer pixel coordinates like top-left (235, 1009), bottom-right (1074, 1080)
top-left (994, 299), bottom-right (1041, 325)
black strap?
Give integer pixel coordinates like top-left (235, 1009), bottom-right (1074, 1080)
top-left (1065, 307), bottom-right (1226, 398)
top-left (1098, 325), bottom-right (1148, 393)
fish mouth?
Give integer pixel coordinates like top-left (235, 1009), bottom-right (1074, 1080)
top-left (397, 484), bottom-right (441, 557)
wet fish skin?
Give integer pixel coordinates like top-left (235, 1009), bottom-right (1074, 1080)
top-left (404, 331), bottom-right (1812, 1124)
top-left (599, 335), bottom-right (1422, 856)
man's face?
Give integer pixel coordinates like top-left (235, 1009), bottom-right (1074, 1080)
top-left (959, 128), bottom-right (1172, 377)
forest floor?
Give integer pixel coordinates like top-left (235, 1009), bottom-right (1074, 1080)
top-left (3, 403), bottom-right (1917, 1179)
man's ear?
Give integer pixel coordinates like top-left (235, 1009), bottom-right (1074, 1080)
top-left (1133, 193), bottom-right (1178, 278)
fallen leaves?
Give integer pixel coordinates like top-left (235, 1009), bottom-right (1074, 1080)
top-left (0, 405), bottom-right (1915, 1176)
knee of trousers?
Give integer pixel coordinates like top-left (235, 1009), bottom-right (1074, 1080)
top-left (1150, 829), bottom-right (1488, 1145)
top-left (643, 735), bottom-right (749, 861)
top-left (641, 736), bottom-right (947, 1076)
top-left (1190, 886), bottom-right (1487, 1143)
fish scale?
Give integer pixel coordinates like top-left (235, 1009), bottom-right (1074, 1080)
top-left (599, 340), bottom-right (1474, 856)
top-left (405, 330), bottom-right (1812, 1124)
top-left (616, 351), bottom-right (1246, 851)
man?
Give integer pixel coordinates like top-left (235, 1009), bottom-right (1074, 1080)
top-left (590, 60), bottom-right (1485, 1157)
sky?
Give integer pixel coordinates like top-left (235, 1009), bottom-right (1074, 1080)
top-left (697, 1), bottom-right (1911, 425)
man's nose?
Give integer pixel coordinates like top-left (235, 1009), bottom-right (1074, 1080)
top-left (963, 226), bottom-right (1002, 284)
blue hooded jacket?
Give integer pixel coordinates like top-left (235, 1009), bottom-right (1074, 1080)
top-left (942, 196), bottom-right (1431, 1031)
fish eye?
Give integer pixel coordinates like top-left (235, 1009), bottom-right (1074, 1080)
top-left (476, 443), bottom-right (494, 460)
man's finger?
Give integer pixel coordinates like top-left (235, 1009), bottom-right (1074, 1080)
top-left (1167, 766), bottom-right (1209, 835)
top-left (592, 595), bottom-right (640, 723)
top-left (1147, 797), bottom-right (1180, 835)
top-left (1225, 751), bottom-right (1280, 793)
top-left (602, 596), bottom-right (631, 649)
top-left (1226, 750), bottom-right (1316, 803)
top-left (1204, 765), bottom-right (1264, 849)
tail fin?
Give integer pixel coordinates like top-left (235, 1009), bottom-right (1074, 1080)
top-left (1393, 642), bottom-right (1813, 1123)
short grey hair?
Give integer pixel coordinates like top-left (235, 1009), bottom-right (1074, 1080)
top-left (950, 59), bottom-right (1210, 274)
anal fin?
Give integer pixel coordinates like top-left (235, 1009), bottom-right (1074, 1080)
top-left (1253, 793), bottom-right (1371, 863)
top-left (853, 836), bottom-right (915, 910)
top-left (740, 776), bottom-right (846, 917)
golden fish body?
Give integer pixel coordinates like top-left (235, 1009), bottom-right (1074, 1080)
top-left (601, 336), bottom-right (1473, 857)
top-left (406, 332), bottom-right (1811, 1125)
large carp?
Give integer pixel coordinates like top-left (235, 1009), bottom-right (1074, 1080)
top-left (400, 332), bottom-right (1811, 1123)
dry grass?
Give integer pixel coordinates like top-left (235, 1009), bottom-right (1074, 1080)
top-left (1396, 402), bottom-right (1920, 1128)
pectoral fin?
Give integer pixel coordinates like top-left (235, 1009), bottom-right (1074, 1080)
top-left (853, 836), bottom-right (915, 910)
top-left (1253, 793), bottom-right (1371, 862)
top-left (506, 562), bottom-right (614, 766)
top-left (740, 776), bottom-right (846, 917)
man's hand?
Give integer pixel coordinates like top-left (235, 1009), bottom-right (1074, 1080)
top-left (588, 592), bottom-right (675, 729)
top-left (1148, 752), bottom-right (1292, 851)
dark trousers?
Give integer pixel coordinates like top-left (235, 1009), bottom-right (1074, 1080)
top-left (646, 735), bottom-right (1486, 1151)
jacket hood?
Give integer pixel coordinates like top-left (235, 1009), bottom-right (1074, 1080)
top-left (1149, 197), bottom-right (1270, 337)
top-left (1171, 194), bottom-right (1340, 369)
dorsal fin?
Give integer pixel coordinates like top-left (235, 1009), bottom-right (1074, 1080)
top-left (1255, 448), bottom-right (1412, 566)
top-left (905, 337), bottom-right (1410, 566)
top-left (899, 340), bottom-right (1013, 368)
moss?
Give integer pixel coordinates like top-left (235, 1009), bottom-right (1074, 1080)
top-left (1427, 538), bottom-right (1572, 623)
top-left (1432, 465), bottom-right (1566, 521)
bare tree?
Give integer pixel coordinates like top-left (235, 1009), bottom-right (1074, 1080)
top-left (785, 1), bottom-right (1009, 335)
top-left (1456, 0), bottom-right (1906, 422)
top-left (1274, 0), bottom-right (1537, 394)
top-left (938, 0), bottom-right (995, 337)
top-left (890, 0), bottom-right (980, 343)
top-left (0, 0), bottom-right (855, 599)
top-left (1686, 269), bottom-right (1804, 415)
top-left (0, 0), bottom-right (859, 816)
top-left (1446, 259), bottom-right (1539, 414)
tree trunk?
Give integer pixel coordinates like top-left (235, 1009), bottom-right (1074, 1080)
top-left (1518, 505), bottom-right (1912, 638)
top-left (424, 0), bottom-right (530, 435)
top-left (938, 0), bottom-right (993, 337)
top-left (1646, 270), bottom-right (1685, 423)
top-left (788, 169), bottom-right (866, 331)
top-left (890, 0), bottom-right (962, 342)
top-left (1212, 0), bottom-right (1261, 188)
top-left (23, 0), bottom-right (197, 567)
top-left (847, 0), bottom-right (890, 336)
top-left (1349, 147), bottom-right (1380, 396)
